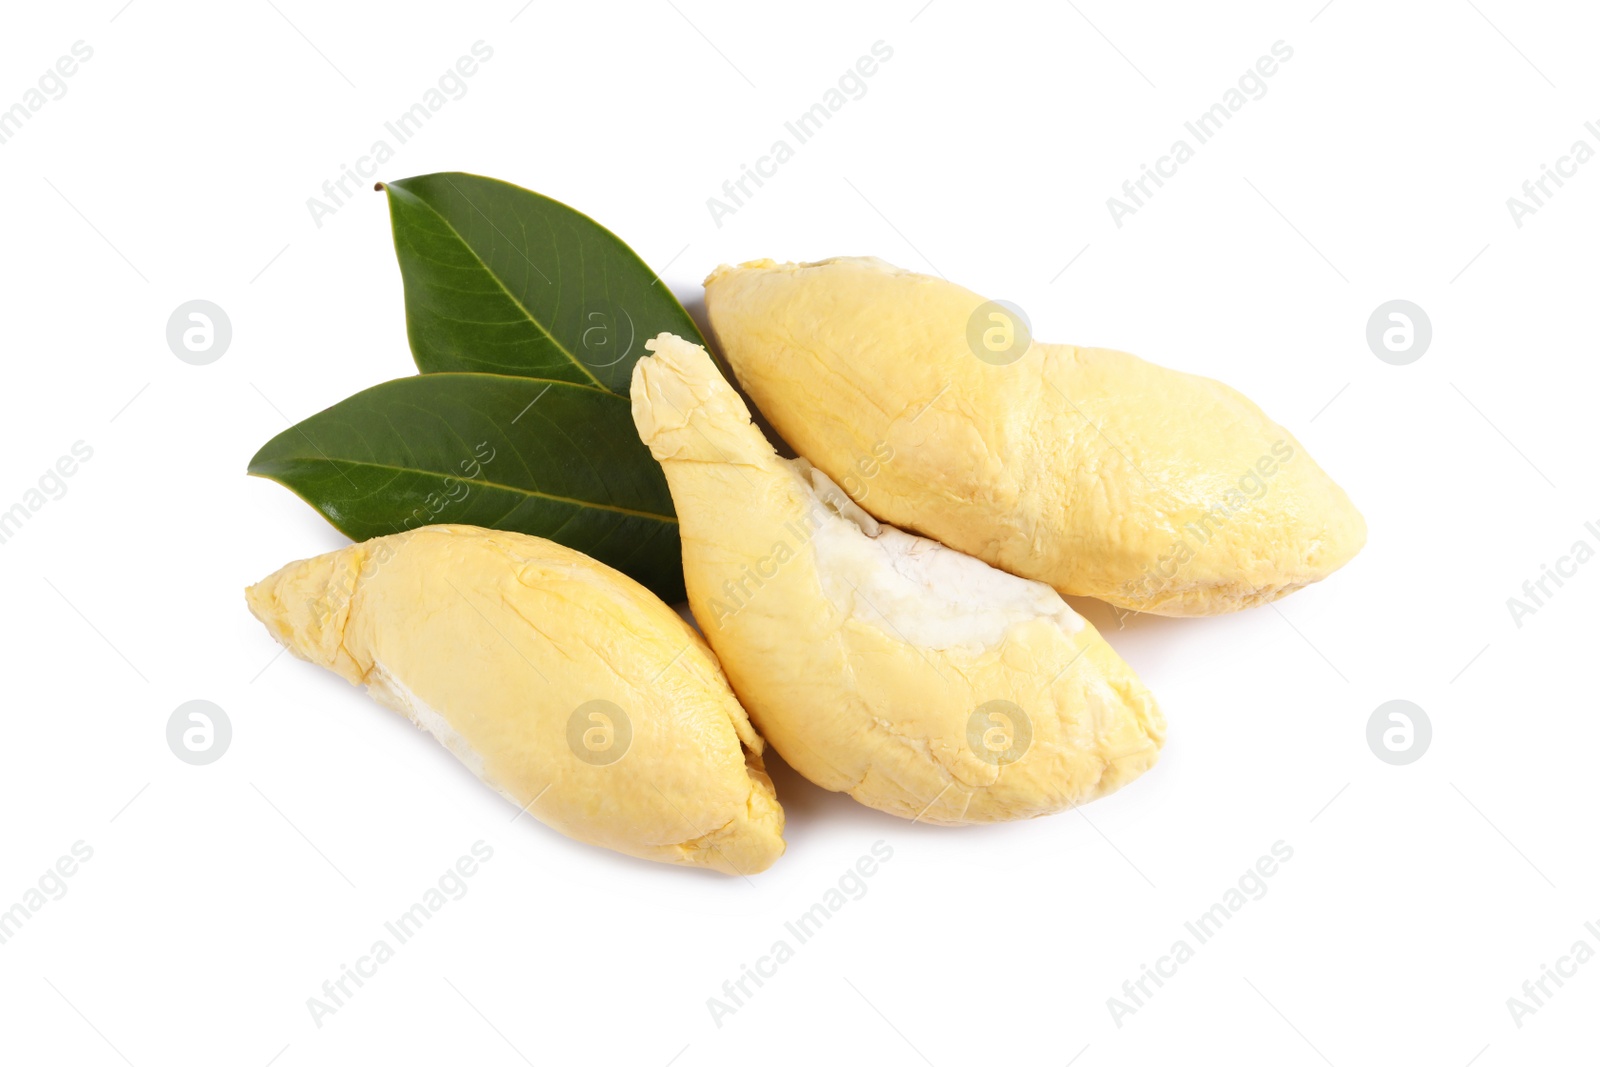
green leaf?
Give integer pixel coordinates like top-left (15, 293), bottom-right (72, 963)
top-left (381, 172), bottom-right (705, 393)
top-left (248, 373), bottom-right (684, 601)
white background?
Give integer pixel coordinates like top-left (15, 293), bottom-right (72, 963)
top-left (1, 1), bottom-right (1595, 1064)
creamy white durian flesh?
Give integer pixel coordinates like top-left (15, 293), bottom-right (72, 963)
top-left (246, 525), bottom-right (784, 875)
top-left (703, 257), bottom-right (1367, 616)
top-left (631, 334), bottom-right (1164, 825)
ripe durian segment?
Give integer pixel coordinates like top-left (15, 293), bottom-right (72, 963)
top-left (703, 256), bottom-right (1366, 616)
top-left (632, 334), bottom-right (1164, 825)
top-left (246, 525), bottom-right (784, 875)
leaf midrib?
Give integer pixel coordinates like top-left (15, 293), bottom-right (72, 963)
top-left (251, 456), bottom-right (676, 524)
top-left (405, 182), bottom-right (607, 392)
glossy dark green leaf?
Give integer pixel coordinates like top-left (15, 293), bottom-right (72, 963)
top-left (381, 172), bottom-right (705, 393)
top-left (248, 373), bottom-right (684, 601)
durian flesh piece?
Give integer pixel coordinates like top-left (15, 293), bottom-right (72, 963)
top-left (246, 525), bottom-right (784, 875)
top-left (631, 333), bottom-right (1164, 825)
top-left (703, 256), bottom-right (1366, 616)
